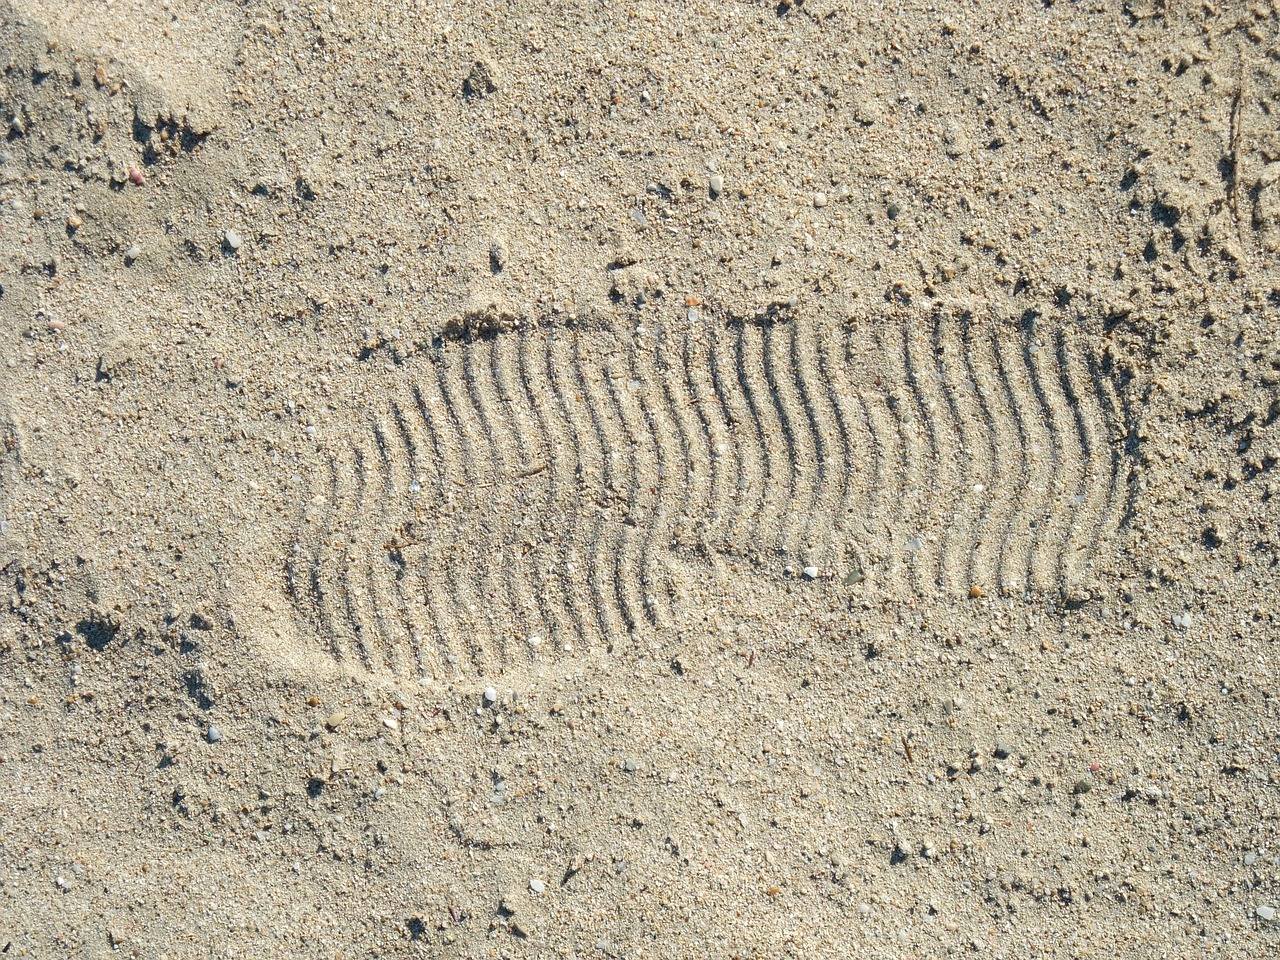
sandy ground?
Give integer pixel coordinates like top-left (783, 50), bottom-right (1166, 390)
top-left (1, 0), bottom-right (1279, 956)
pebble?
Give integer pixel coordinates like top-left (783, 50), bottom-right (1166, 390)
top-left (483, 687), bottom-right (498, 705)
top-left (123, 244), bottom-right (141, 262)
top-left (325, 710), bottom-right (348, 730)
top-left (802, 565), bottom-right (819, 579)
top-left (206, 724), bottom-right (222, 743)
top-left (529, 878), bottom-right (546, 894)
top-left (1245, 852), bottom-right (1258, 866)
top-left (224, 228), bottom-right (243, 250)
top-left (1258, 905), bottom-right (1277, 922)
top-left (464, 59), bottom-right (500, 98)
top-left (709, 174), bottom-right (724, 199)
top-left (1072, 779), bottom-right (1093, 795)
top-left (623, 759), bottom-right (636, 773)
top-left (1172, 612), bottom-right (1192, 630)
top-left (489, 238), bottom-right (508, 272)
top-left (381, 716), bottom-right (399, 730)
top-left (813, 191), bottom-right (828, 208)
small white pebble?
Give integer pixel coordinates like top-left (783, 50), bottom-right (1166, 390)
top-left (483, 687), bottom-right (498, 705)
top-left (381, 716), bottom-right (398, 730)
top-left (802, 565), bottom-right (820, 579)
top-left (529, 878), bottom-right (546, 894)
top-left (973, 483), bottom-right (985, 493)
top-left (224, 228), bottom-right (243, 250)
top-left (813, 191), bottom-right (828, 208)
top-left (1258, 905), bottom-right (1277, 922)
top-left (123, 244), bottom-right (140, 261)
top-left (304, 425), bottom-right (317, 437)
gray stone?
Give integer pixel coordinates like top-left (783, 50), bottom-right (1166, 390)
top-left (463, 60), bottom-right (500, 98)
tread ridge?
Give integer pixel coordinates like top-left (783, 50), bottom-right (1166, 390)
top-left (733, 322), bottom-right (782, 562)
top-left (811, 326), bottom-right (853, 552)
top-left (534, 330), bottom-right (599, 654)
top-left (759, 320), bottom-right (805, 561)
top-left (1085, 348), bottom-right (1130, 566)
top-left (634, 326), bottom-right (686, 623)
top-left (410, 383), bottom-right (472, 674)
top-left (429, 350), bottom-right (493, 671)
top-left (990, 331), bottom-right (1036, 595)
top-left (958, 322), bottom-right (1001, 593)
top-left (902, 320), bottom-right (947, 592)
top-left (930, 313), bottom-right (979, 597)
top-left (1006, 326), bottom-right (1059, 595)
top-left (567, 333), bottom-right (626, 646)
top-left (367, 417), bottom-right (413, 676)
top-left (842, 326), bottom-right (891, 575)
top-left (466, 339), bottom-right (534, 666)
top-left (1054, 330), bottom-right (1106, 592)
top-left (865, 324), bottom-right (912, 587)
top-left (787, 318), bottom-right (834, 568)
top-left (684, 324), bottom-right (734, 560)
top-left (343, 444), bottom-right (380, 671)
top-left (492, 333), bottom-right (560, 657)
top-left (386, 400), bottom-right (442, 676)
top-left (599, 334), bottom-right (654, 634)
top-left (707, 324), bottom-right (759, 560)
top-left (1023, 327), bottom-right (1083, 595)
top-left (652, 322), bottom-right (700, 583)
top-left (460, 342), bottom-right (520, 668)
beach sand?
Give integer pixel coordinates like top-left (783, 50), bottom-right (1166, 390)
top-left (1, 0), bottom-right (1278, 955)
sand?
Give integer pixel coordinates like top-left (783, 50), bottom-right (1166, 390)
top-left (1, 0), bottom-right (1279, 956)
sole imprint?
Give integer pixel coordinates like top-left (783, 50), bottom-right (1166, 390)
top-left (230, 310), bottom-right (1137, 680)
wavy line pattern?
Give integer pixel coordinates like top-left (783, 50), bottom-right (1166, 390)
top-left (250, 314), bottom-right (1135, 678)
